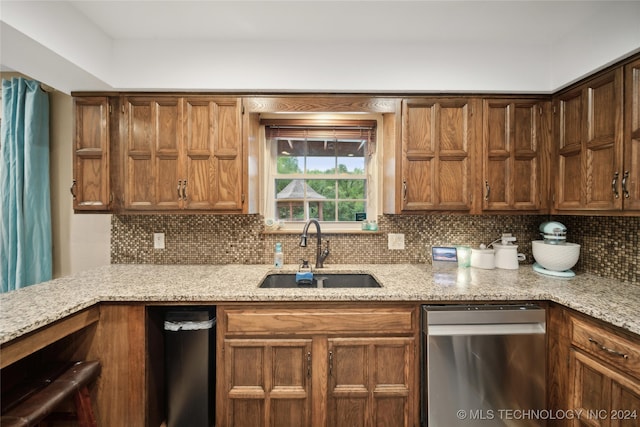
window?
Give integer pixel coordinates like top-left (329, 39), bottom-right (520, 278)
top-left (262, 117), bottom-right (379, 230)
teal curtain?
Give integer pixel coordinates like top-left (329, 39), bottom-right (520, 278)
top-left (1, 77), bottom-right (51, 293)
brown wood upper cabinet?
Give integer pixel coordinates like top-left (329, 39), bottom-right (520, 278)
top-left (624, 58), bottom-right (640, 211)
top-left (72, 96), bottom-right (112, 211)
top-left (554, 68), bottom-right (625, 211)
top-left (122, 96), bottom-right (243, 212)
top-left (482, 99), bottom-right (550, 211)
top-left (400, 98), bottom-right (480, 212)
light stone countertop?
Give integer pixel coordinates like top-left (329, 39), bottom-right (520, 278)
top-left (1, 263), bottom-right (639, 345)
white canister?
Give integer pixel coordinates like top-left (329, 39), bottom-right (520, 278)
top-left (470, 247), bottom-right (495, 269)
top-left (493, 243), bottom-right (526, 269)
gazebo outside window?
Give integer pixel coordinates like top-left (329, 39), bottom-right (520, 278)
top-left (276, 179), bottom-right (326, 221)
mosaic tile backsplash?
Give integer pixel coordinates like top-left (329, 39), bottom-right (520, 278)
top-left (111, 214), bottom-right (639, 284)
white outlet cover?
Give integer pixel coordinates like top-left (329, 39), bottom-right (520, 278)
top-left (154, 232), bottom-right (165, 249)
top-left (388, 233), bottom-right (405, 250)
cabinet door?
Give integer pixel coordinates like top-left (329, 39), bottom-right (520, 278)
top-left (183, 97), bottom-right (243, 211)
top-left (556, 69), bottom-right (624, 211)
top-left (584, 70), bottom-right (624, 210)
top-left (73, 97), bottom-right (110, 211)
top-left (571, 349), bottom-right (640, 427)
top-left (482, 99), bottom-right (543, 211)
top-left (401, 99), bottom-right (475, 211)
top-left (123, 96), bottom-right (183, 210)
top-left (327, 337), bottom-right (414, 427)
top-left (223, 338), bottom-right (312, 427)
top-left (556, 87), bottom-right (584, 210)
top-left (624, 58), bottom-right (640, 211)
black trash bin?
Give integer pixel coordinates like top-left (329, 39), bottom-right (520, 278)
top-left (164, 309), bottom-right (215, 427)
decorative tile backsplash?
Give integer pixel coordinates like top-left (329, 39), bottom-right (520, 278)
top-left (111, 214), bottom-right (639, 284)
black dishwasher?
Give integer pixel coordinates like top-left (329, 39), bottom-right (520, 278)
top-left (164, 308), bottom-right (216, 427)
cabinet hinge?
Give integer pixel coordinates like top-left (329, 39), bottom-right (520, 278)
top-left (109, 104), bottom-right (112, 114)
top-left (241, 193), bottom-right (245, 203)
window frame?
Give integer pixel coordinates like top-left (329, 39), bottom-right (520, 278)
top-left (261, 113), bottom-right (382, 233)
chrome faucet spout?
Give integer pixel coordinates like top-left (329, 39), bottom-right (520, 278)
top-left (300, 219), bottom-right (329, 268)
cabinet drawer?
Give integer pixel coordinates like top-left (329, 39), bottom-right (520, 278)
top-left (224, 307), bottom-right (415, 335)
top-left (571, 317), bottom-right (640, 380)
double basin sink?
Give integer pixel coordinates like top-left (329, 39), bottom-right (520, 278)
top-left (259, 273), bottom-right (381, 288)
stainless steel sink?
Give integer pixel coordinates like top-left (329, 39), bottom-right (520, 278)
top-left (259, 273), bottom-right (381, 288)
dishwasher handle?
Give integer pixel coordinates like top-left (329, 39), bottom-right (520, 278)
top-left (428, 322), bottom-right (545, 336)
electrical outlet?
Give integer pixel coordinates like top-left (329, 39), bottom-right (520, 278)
top-left (153, 233), bottom-right (165, 249)
top-left (388, 233), bottom-right (405, 250)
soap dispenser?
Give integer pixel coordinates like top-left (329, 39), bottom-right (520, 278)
top-left (296, 259), bottom-right (313, 285)
top-left (274, 242), bottom-right (284, 268)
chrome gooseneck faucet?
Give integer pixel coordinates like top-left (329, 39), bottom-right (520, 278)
top-left (299, 218), bottom-right (330, 268)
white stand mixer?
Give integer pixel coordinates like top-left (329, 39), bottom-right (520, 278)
top-left (532, 221), bottom-right (580, 277)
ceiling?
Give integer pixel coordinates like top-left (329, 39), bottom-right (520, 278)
top-left (68, 0), bottom-right (602, 44)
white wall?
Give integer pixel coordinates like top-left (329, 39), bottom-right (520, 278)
top-left (111, 39), bottom-right (552, 93)
top-left (1, 1), bottom-right (639, 93)
top-left (49, 90), bottom-right (111, 278)
top-left (550, 1), bottom-right (640, 89)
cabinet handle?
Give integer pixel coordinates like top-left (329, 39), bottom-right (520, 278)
top-left (612, 172), bottom-right (620, 199)
top-left (622, 171), bottom-right (630, 199)
top-left (403, 180), bottom-right (407, 202)
top-left (307, 351), bottom-right (311, 378)
top-left (329, 351), bottom-right (333, 376)
top-left (588, 337), bottom-right (629, 359)
top-left (70, 179), bottom-right (77, 200)
top-left (182, 180), bottom-right (188, 200)
top-left (485, 180), bottom-right (490, 201)
top-left (177, 180), bottom-right (182, 200)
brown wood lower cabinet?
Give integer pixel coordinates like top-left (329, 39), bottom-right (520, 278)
top-left (569, 317), bottom-right (640, 427)
top-left (224, 338), bottom-right (313, 427)
top-left (217, 304), bottom-right (419, 427)
top-left (327, 337), bottom-right (413, 427)
top-left (571, 350), bottom-right (640, 427)
top-left (548, 304), bottom-right (640, 427)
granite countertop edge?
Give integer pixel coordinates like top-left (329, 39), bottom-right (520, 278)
top-left (1, 263), bottom-right (638, 345)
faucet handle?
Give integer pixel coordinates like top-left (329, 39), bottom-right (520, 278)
top-left (320, 240), bottom-right (330, 262)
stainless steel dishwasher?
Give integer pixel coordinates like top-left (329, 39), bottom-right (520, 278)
top-left (422, 304), bottom-right (546, 427)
